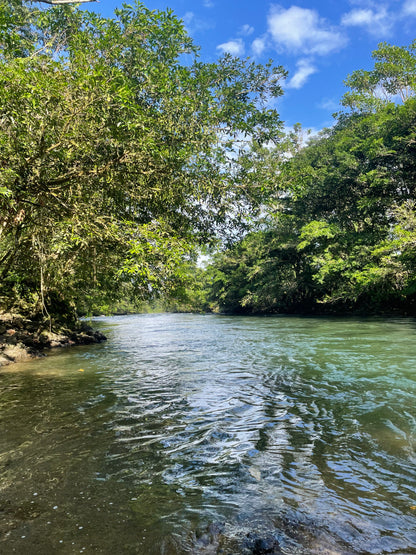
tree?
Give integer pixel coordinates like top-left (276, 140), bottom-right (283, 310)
top-left (0, 0), bottom-right (285, 324)
top-left (203, 41), bottom-right (416, 315)
top-left (261, 98), bottom-right (413, 310)
top-left (204, 212), bottom-right (316, 314)
top-left (342, 41), bottom-right (416, 111)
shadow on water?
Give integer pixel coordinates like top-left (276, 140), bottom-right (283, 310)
top-left (1, 313), bottom-right (416, 553)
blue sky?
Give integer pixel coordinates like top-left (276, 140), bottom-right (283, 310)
top-left (89, 0), bottom-right (416, 131)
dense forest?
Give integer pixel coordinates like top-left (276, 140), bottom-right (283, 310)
top-left (1, 0), bottom-right (416, 328)
top-left (203, 107), bottom-right (416, 314)
top-left (0, 0), bottom-right (284, 327)
top-left (198, 41), bottom-right (416, 315)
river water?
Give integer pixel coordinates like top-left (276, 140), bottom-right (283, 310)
top-left (1, 314), bottom-right (416, 554)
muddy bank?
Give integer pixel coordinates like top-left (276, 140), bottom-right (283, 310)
top-left (0, 313), bottom-right (106, 367)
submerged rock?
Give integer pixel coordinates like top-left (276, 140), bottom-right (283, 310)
top-left (188, 512), bottom-right (352, 555)
top-left (242, 532), bottom-right (283, 554)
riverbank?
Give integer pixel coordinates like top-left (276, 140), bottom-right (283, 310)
top-left (0, 313), bottom-right (106, 367)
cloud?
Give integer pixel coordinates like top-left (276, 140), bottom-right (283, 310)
top-left (182, 12), bottom-right (213, 34)
top-left (183, 12), bottom-right (194, 26)
top-left (340, 1), bottom-right (416, 36)
top-left (319, 98), bottom-right (339, 112)
top-left (403, 0), bottom-right (416, 15)
top-left (216, 38), bottom-right (245, 56)
top-left (239, 24), bottom-right (255, 36)
top-left (287, 59), bottom-right (317, 89)
top-left (341, 8), bottom-right (374, 26)
top-left (341, 7), bottom-right (393, 36)
top-left (251, 36), bottom-right (267, 56)
top-left (267, 5), bottom-right (346, 56)
top-left (202, 0), bottom-right (214, 8)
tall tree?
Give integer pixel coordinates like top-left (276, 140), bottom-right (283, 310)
top-left (342, 40), bottom-right (416, 111)
top-left (0, 0), bottom-right (285, 323)
top-left (204, 41), bottom-right (416, 315)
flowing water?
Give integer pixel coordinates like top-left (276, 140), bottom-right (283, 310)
top-left (1, 314), bottom-right (416, 554)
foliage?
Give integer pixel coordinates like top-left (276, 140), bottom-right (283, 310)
top-left (342, 40), bottom-right (416, 111)
top-left (4, 6), bottom-right (414, 321)
top-left (0, 0), bottom-right (285, 324)
top-left (285, 99), bottom-right (416, 307)
top-left (203, 41), bottom-right (416, 315)
top-left (204, 215), bottom-right (315, 314)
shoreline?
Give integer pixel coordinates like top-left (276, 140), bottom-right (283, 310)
top-left (0, 313), bottom-right (107, 367)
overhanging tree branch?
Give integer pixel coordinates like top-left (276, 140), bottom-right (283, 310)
top-left (36, 0), bottom-right (97, 4)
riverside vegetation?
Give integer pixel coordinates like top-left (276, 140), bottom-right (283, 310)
top-left (1, 0), bottom-right (416, 362)
top-left (0, 0), bottom-right (284, 361)
top-left (200, 41), bottom-right (416, 316)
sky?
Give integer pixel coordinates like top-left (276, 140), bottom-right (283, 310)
top-left (87, 0), bottom-right (416, 132)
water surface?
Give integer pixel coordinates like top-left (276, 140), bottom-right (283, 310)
top-left (1, 314), bottom-right (416, 553)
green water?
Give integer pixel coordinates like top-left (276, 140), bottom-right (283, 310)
top-left (1, 314), bottom-right (416, 554)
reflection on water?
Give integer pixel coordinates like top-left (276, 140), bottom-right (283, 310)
top-left (1, 314), bottom-right (416, 554)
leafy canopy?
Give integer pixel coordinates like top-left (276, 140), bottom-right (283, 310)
top-left (203, 41), bottom-right (416, 315)
top-left (0, 0), bottom-right (286, 321)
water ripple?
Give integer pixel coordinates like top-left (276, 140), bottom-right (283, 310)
top-left (1, 314), bottom-right (416, 553)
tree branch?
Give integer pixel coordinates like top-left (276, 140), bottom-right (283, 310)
top-left (36, 0), bottom-right (97, 4)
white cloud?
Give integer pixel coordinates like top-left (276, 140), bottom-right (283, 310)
top-left (183, 12), bottom-right (194, 27)
top-left (216, 38), bottom-right (245, 56)
top-left (287, 59), bottom-right (317, 89)
top-left (251, 36), bottom-right (267, 56)
top-left (202, 0), bottom-right (214, 8)
top-left (403, 0), bottom-right (416, 15)
top-left (267, 5), bottom-right (346, 56)
top-left (342, 8), bottom-right (374, 26)
top-left (182, 11), bottom-right (213, 34)
top-left (239, 24), bottom-right (255, 36)
top-left (319, 98), bottom-right (339, 112)
top-left (341, 7), bottom-right (393, 36)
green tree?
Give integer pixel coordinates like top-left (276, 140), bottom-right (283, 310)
top-left (204, 41), bottom-right (416, 315)
top-left (0, 0), bottom-right (285, 325)
top-left (283, 99), bottom-right (416, 308)
top-left (342, 40), bottom-right (416, 111)
top-left (205, 214), bottom-right (315, 314)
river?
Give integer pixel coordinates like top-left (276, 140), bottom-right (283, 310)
top-left (1, 313), bottom-right (416, 554)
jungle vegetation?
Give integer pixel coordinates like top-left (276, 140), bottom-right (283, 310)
top-left (1, 0), bottom-right (415, 322)
top-left (202, 41), bottom-right (416, 315)
top-left (0, 0), bottom-right (284, 324)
